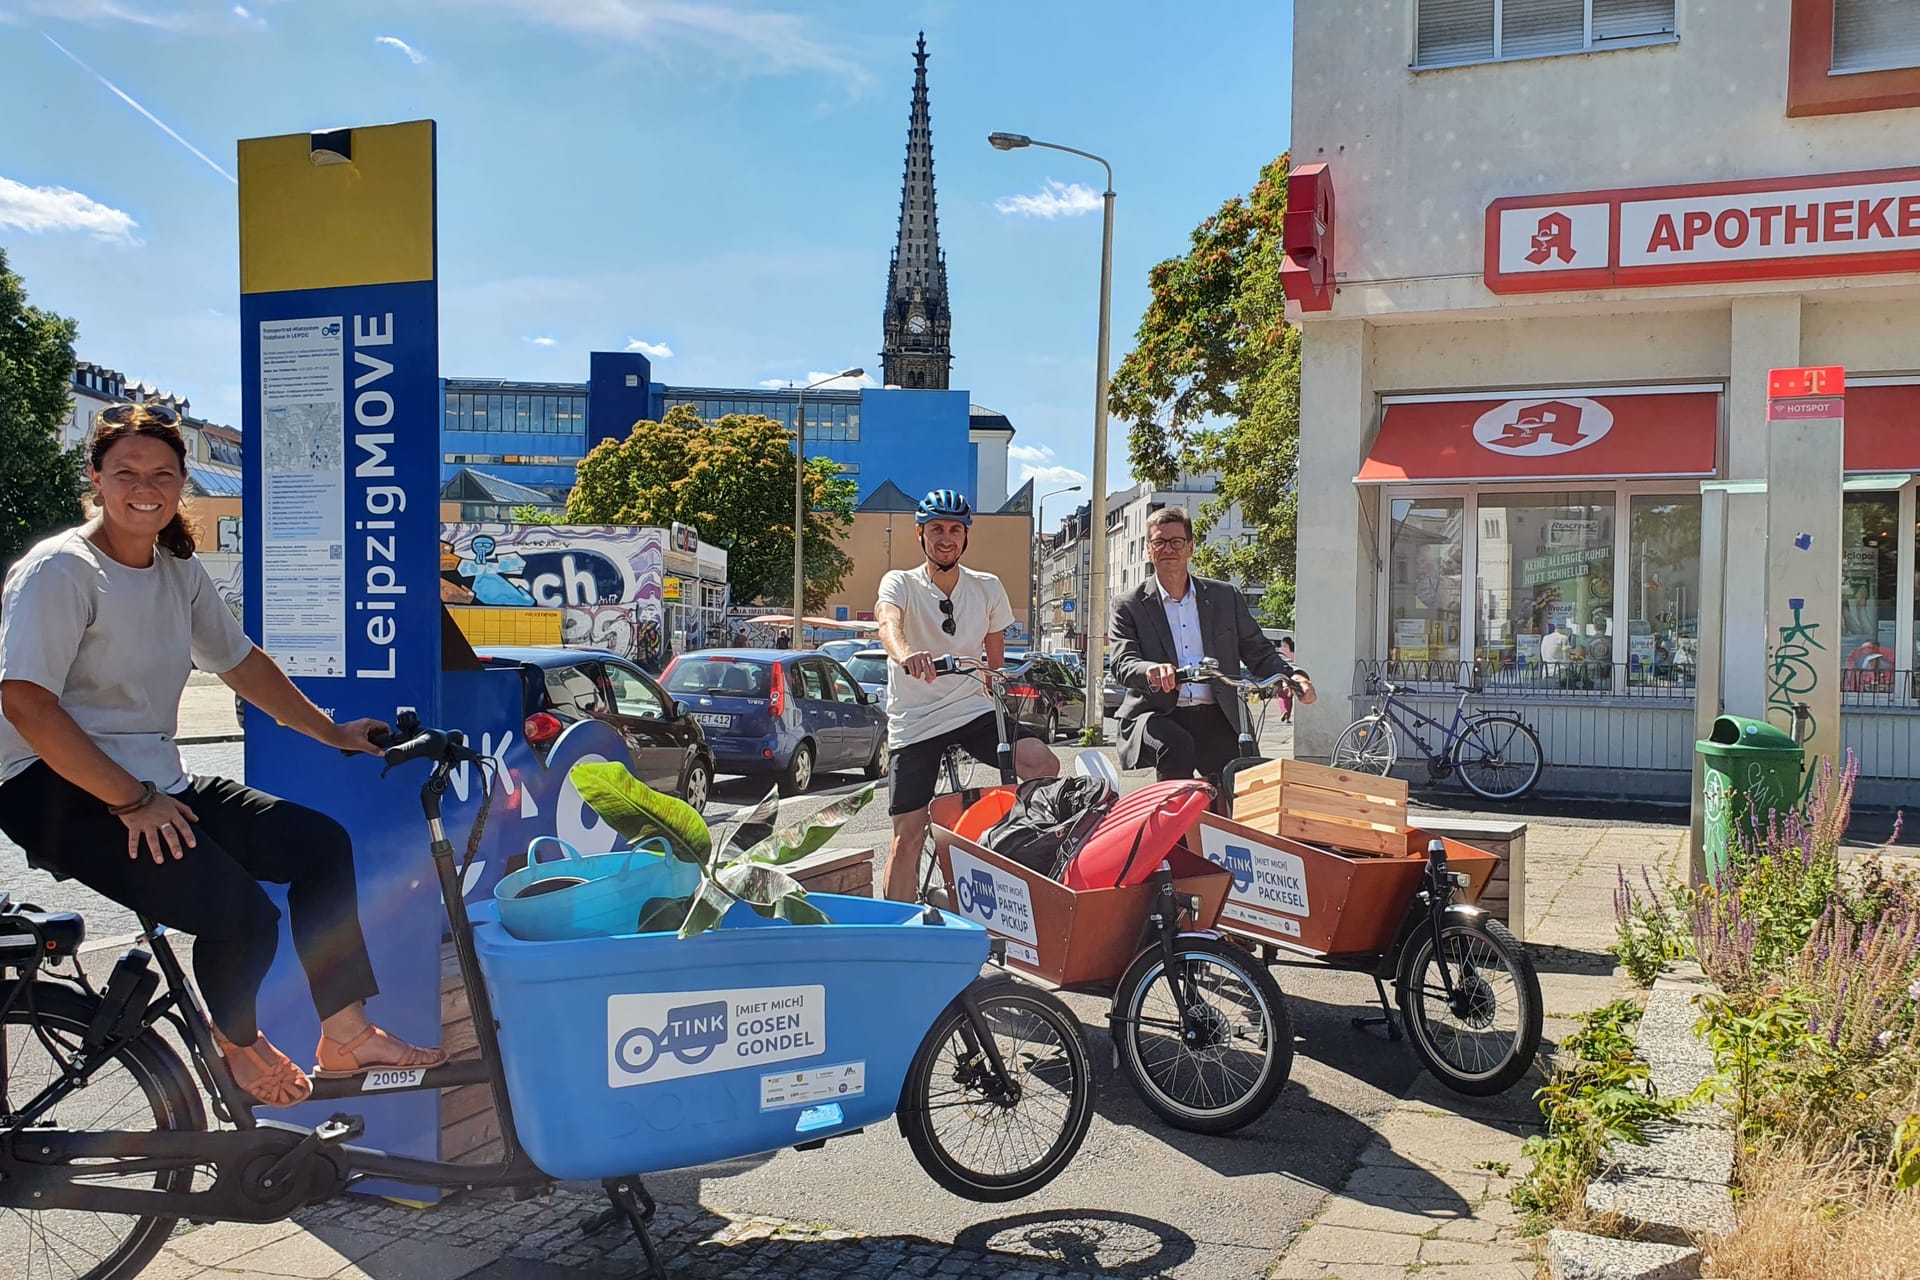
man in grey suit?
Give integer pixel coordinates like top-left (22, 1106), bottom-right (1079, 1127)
top-left (1110, 508), bottom-right (1315, 784)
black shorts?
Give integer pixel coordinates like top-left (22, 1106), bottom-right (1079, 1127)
top-left (888, 710), bottom-right (1037, 816)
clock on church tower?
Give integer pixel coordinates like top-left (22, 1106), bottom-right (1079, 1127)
top-left (880, 34), bottom-right (952, 391)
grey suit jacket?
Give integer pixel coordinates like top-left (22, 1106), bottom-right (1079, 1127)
top-left (1109, 575), bottom-right (1296, 769)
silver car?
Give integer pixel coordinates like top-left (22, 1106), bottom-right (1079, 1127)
top-left (845, 648), bottom-right (891, 715)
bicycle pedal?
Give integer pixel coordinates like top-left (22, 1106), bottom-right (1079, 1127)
top-left (316, 1113), bottom-right (365, 1144)
top-left (259, 1115), bottom-right (363, 1191)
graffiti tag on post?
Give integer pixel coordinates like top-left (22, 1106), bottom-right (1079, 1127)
top-left (1765, 597), bottom-right (1822, 740)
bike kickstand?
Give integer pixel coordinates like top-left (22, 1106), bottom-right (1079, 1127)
top-left (590, 1177), bottom-right (664, 1279)
top-left (1349, 975), bottom-right (1403, 1043)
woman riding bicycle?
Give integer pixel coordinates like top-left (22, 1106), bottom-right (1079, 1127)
top-left (0, 404), bottom-right (443, 1109)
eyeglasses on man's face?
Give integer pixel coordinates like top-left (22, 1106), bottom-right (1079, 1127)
top-left (1148, 537), bottom-right (1191, 551)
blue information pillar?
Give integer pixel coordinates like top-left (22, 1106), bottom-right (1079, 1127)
top-left (238, 122), bottom-right (443, 1176)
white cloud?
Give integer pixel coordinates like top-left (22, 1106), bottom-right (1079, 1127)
top-left (523, 335), bottom-right (557, 346)
top-left (375, 35), bottom-right (428, 64)
top-left (758, 370), bottom-right (878, 391)
top-left (233, 5), bottom-right (250, 16)
top-left (0, 176), bottom-right (138, 243)
top-left (42, 34), bottom-right (236, 184)
top-left (438, 0), bottom-right (868, 82)
top-left (625, 338), bottom-right (673, 359)
top-left (994, 180), bottom-right (1102, 220)
top-left (1006, 442), bottom-right (1088, 491)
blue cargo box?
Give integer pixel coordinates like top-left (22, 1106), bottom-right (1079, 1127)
top-left (471, 894), bottom-right (989, 1180)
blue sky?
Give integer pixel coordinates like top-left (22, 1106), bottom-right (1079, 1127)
top-left (0, 0), bottom-right (1292, 502)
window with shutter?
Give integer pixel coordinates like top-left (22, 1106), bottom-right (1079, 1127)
top-left (1831, 0), bottom-right (1920, 73)
top-left (1416, 0), bottom-right (1495, 66)
top-left (1789, 0), bottom-right (1920, 114)
top-left (1415, 0), bottom-right (1676, 68)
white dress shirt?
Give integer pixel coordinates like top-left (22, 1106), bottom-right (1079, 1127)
top-left (1153, 575), bottom-right (1214, 705)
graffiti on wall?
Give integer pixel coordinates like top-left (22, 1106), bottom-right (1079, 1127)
top-left (443, 523), bottom-right (670, 667)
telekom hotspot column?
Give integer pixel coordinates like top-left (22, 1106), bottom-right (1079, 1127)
top-left (238, 121), bottom-right (444, 1185)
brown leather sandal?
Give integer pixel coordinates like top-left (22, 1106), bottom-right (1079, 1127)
top-left (313, 1024), bottom-right (449, 1079)
top-left (215, 1031), bottom-right (313, 1109)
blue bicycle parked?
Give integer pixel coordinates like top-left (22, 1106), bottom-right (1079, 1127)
top-left (1332, 673), bottom-right (1545, 802)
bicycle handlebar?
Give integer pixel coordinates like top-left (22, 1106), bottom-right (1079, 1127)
top-left (928, 655), bottom-right (1037, 682)
top-left (1172, 661), bottom-right (1300, 697)
top-left (339, 711), bottom-right (484, 770)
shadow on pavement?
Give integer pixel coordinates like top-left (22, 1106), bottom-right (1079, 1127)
top-left (1526, 944), bottom-right (1617, 976)
top-left (953, 1208), bottom-right (1198, 1276)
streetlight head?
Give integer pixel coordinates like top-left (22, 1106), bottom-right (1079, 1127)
top-left (839, 367), bottom-right (865, 380)
top-left (988, 132), bottom-right (1031, 151)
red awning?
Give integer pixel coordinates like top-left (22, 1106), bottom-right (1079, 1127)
top-left (1846, 383), bottom-right (1920, 473)
top-left (1357, 390), bottom-right (1719, 484)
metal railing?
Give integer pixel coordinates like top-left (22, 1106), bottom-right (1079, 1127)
top-left (1355, 658), bottom-right (1697, 700)
top-left (1840, 667), bottom-right (1918, 709)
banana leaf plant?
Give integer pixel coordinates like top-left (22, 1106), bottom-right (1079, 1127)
top-left (569, 760), bottom-right (877, 939)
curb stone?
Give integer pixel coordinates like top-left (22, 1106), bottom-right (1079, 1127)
top-left (1547, 1230), bottom-right (1701, 1280)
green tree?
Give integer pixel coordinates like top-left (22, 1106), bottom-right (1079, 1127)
top-left (0, 248), bottom-right (84, 569)
top-left (1108, 154), bottom-right (1299, 598)
top-left (509, 503), bottom-right (562, 525)
top-left (568, 404), bottom-right (856, 608)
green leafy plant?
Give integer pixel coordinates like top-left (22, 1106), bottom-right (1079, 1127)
top-left (1076, 727), bottom-right (1108, 747)
top-left (570, 761), bottom-right (876, 938)
top-left (1695, 987), bottom-right (1822, 1142)
top-left (1612, 864), bottom-right (1691, 987)
top-left (1513, 1000), bottom-right (1683, 1227)
top-left (1894, 1115), bottom-right (1920, 1191)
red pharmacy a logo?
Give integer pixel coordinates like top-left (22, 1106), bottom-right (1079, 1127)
top-left (1473, 399), bottom-right (1614, 456)
top-left (1525, 211), bottom-right (1577, 266)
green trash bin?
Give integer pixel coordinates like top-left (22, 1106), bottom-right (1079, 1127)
top-left (1695, 715), bottom-right (1805, 886)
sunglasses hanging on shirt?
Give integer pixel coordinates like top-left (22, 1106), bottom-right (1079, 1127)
top-left (938, 597), bottom-right (956, 635)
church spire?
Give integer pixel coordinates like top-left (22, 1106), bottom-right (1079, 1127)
top-left (881, 31), bottom-right (952, 390)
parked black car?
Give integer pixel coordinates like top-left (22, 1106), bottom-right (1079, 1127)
top-left (1001, 651), bottom-right (1087, 742)
top-left (476, 646), bottom-right (716, 813)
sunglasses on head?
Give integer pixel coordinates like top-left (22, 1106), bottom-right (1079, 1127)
top-left (99, 403), bottom-right (179, 427)
top-left (938, 597), bottom-right (956, 635)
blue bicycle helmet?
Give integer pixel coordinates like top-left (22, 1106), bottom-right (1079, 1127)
top-left (914, 489), bottom-right (973, 526)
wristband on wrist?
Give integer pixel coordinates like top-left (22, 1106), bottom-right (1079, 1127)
top-left (108, 781), bottom-right (158, 816)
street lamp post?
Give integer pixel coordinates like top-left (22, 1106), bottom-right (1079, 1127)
top-left (1032, 483), bottom-right (1082, 646)
top-left (792, 367), bottom-right (864, 645)
top-left (990, 131), bottom-right (1114, 738)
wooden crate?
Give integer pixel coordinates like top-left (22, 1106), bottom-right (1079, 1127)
top-left (1231, 758), bottom-right (1410, 857)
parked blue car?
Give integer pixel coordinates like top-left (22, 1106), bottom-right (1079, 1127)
top-left (662, 649), bottom-right (887, 795)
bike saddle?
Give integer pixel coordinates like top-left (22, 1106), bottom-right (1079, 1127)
top-left (0, 902), bottom-right (86, 964)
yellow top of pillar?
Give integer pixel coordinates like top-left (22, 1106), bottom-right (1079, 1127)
top-left (238, 120), bottom-right (435, 295)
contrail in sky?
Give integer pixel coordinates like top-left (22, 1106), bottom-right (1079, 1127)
top-left (42, 32), bottom-right (237, 185)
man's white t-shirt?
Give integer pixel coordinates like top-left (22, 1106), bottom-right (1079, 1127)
top-left (876, 564), bottom-right (1014, 750)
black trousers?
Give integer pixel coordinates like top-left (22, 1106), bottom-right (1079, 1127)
top-left (0, 762), bottom-right (378, 1043)
top-left (1136, 703), bottom-right (1240, 787)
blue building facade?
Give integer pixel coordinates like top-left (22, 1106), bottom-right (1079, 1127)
top-left (439, 349), bottom-right (1009, 518)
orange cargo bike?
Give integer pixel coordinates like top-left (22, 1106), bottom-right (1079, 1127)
top-left (917, 657), bottom-right (1293, 1136)
top-left (1194, 663), bottom-right (1545, 1098)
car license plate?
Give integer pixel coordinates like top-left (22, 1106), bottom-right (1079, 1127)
top-left (694, 713), bottom-right (732, 729)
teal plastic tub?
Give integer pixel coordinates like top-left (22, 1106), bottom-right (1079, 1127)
top-left (470, 894), bottom-right (988, 1180)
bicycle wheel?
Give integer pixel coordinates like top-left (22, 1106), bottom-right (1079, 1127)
top-left (1110, 936), bottom-right (1293, 1134)
top-left (2, 984), bottom-right (208, 1280)
top-left (1331, 715), bottom-right (1397, 777)
top-left (1453, 715), bottom-right (1543, 801)
top-left (931, 744), bottom-right (979, 796)
top-left (1396, 915), bottom-right (1543, 1097)
top-left (898, 975), bottom-right (1093, 1202)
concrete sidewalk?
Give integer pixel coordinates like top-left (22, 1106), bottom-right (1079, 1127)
top-left (180, 672), bottom-right (243, 744)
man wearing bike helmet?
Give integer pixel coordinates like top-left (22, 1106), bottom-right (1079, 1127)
top-left (875, 489), bottom-right (1059, 901)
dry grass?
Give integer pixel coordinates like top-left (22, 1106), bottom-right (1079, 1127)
top-left (1704, 1143), bottom-right (1920, 1280)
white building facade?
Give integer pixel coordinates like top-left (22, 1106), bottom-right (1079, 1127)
top-left (1289, 1), bottom-right (1920, 803)
top-left (1106, 473), bottom-right (1265, 602)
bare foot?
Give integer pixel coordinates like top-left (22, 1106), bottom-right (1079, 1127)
top-left (314, 1024), bottom-right (449, 1078)
top-left (215, 1031), bottom-right (313, 1108)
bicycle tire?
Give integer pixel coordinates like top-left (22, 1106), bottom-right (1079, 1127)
top-left (1331, 714), bottom-right (1398, 777)
top-left (1110, 936), bottom-right (1293, 1134)
top-left (897, 975), bottom-right (1093, 1202)
top-left (1396, 915), bottom-right (1543, 1097)
top-left (2, 984), bottom-right (208, 1280)
top-left (1453, 716), bottom-right (1543, 801)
